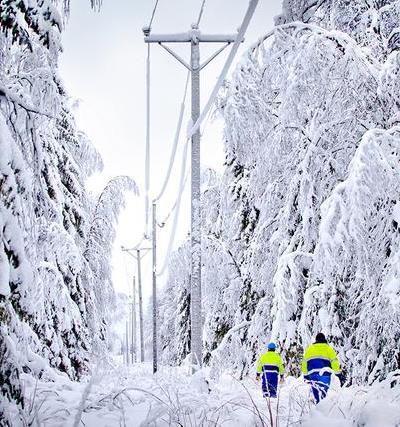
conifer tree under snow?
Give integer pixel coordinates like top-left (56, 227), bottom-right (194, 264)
top-left (0, 1), bottom-right (136, 422)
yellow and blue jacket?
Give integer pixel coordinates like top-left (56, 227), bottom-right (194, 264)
top-left (301, 343), bottom-right (340, 376)
top-left (256, 350), bottom-right (284, 375)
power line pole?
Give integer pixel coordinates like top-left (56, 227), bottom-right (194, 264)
top-left (131, 276), bottom-right (137, 364)
top-left (190, 32), bottom-right (202, 370)
top-left (125, 320), bottom-right (129, 365)
top-left (144, 26), bottom-right (238, 371)
top-left (136, 249), bottom-right (145, 363)
top-left (152, 201), bottom-right (158, 373)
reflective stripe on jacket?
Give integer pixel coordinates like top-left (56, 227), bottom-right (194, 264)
top-left (301, 343), bottom-right (340, 375)
top-left (256, 351), bottom-right (284, 374)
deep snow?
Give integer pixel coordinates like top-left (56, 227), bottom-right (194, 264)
top-left (5, 363), bottom-right (400, 426)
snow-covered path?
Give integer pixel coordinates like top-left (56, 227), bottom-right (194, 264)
top-left (11, 364), bottom-right (400, 427)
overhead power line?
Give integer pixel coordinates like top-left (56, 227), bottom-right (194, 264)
top-left (154, 71), bottom-right (190, 203)
top-left (143, 0), bottom-right (260, 372)
top-left (156, 0), bottom-right (260, 276)
top-left (154, 0), bottom-right (205, 206)
top-left (156, 107), bottom-right (213, 273)
top-left (186, 0), bottom-right (259, 143)
top-left (144, 0), bottom-right (160, 236)
top-left (157, 136), bottom-right (190, 276)
top-left (144, 44), bottom-right (151, 237)
top-left (152, 0), bottom-right (209, 274)
top-left (196, 0), bottom-right (206, 26)
top-left (148, 0), bottom-right (160, 30)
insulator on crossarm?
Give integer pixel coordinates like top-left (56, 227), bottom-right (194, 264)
top-left (142, 25), bottom-right (151, 37)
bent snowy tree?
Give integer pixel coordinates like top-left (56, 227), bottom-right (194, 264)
top-left (157, 1), bottom-right (400, 384)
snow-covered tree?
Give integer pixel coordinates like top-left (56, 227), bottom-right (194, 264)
top-left (301, 127), bottom-right (400, 383)
top-left (84, 176), bottom-right (138, 354)
top-left (0, 1), bottom-right (137, 423)
top-left (159, 241), bottom-right (191, 366)
top-left (157, 0), bottom-right (400, 384)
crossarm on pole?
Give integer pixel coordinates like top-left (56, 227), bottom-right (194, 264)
top-left (200, 43), bottom-right (231, 70)
top-left (121, 247), bottom-right (152, 259)
top-left (144, 32), bottom-right (238, 43)
top-left (158, 43), bottom-right (191, 70)
top-left (122, 249), bottom-right (137, 260)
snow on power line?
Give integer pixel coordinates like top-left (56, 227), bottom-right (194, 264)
top-left (154, 71), bottom-right (190, 203)
top-left (196, 0), bottom-right (207, 26)
top-left (186, 0), bottom-right (260, 142)
top-left (144, 0), bottom-right (161, 237)
top-left (157, 131), bottom-right (190, 276)
top-left (156, 0), bottom-right (260, 275)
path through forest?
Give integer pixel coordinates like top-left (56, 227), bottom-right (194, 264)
top-left (13, 363), bottom-right (400, 426)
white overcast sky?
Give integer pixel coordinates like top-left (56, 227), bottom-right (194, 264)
top-left (59, 0), bottom-right (282, 301)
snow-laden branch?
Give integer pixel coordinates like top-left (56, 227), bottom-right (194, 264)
top-left (0, 84), bottom-right (56, 119)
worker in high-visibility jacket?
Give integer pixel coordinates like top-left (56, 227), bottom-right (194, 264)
top-left (256, 342), bottom-right (284, 398)
top-left (301, 332), bottom-right (342, 403)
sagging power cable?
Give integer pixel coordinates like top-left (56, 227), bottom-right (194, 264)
top-left (153, 0), bottom-right (205, 206)
top-left (187, 0), bottom-right (259, 142)
top-left (156, 0), bottom-right (259, 275)
top-left (144, 0), bottom-right (160, 236)
top-left (196, 0), bottom-right (206, 26)
top-left (148, 0), bottom-right (160, 30)
top-left (154, 71), bottom-right (190, 203)
top-left (145, 44), bottom-right (151, 237)
top-left (156, 107), bottom-right (213, 273)
top-left (157, 133), bottom-right (190, 276)
top-left (156, 106), bottom-right (213, 275)
top-left (153, 0), bottom-right (207, 270)
top-left (154, 0), bottom-right (206, 208)
top-left (158, 169), bottom-right (190, 228)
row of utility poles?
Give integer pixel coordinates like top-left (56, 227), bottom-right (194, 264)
top-left (122, 276), bottom-right (138, 365)
top-left (126, 0), bottom-right (258, 374)
top-left (121, 247), bottom-right (150, 364)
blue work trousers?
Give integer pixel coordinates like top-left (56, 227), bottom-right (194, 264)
top-left (306, 373), bottom-right (331, 403)
top-left (262, 371), bottom-right (279, 398)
